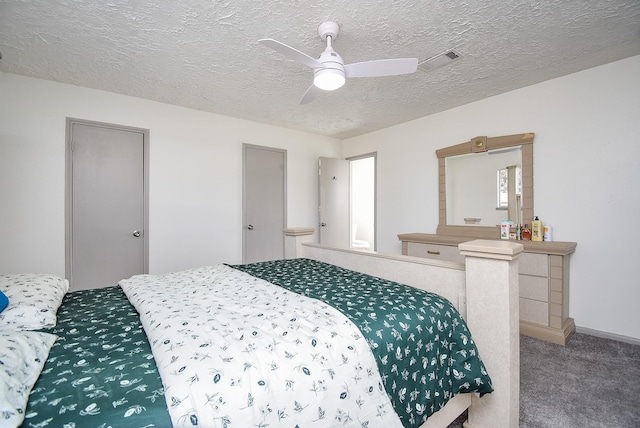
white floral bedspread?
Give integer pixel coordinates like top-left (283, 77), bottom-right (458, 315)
top-left (119, 265), bottom-right (402, 428)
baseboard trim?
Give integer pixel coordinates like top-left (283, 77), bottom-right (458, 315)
top-left (576, 326), bottom-right (640, 346)
top-left (520, 318), bottom-right (576, 346)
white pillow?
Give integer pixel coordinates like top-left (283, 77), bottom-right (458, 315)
top-left (0, 274), bottom-right (69, 330)
top-left (0, 331), bottom-right (57, 427)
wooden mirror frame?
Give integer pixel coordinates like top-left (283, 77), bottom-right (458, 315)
top-left (436, 133), bottom-right (535, 239)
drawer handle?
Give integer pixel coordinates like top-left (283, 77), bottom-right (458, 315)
top-left (427, 250), bottom-right (441, 255)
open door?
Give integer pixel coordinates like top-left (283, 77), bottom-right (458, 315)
top-left (318, 157), bottom-right (349, 248)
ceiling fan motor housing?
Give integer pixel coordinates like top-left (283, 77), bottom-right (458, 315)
top-left (317, 49), bottom-right (345, 73)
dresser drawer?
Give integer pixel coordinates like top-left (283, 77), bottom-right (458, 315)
top-left (519, 253), bottom-right (549, 276)
top-left (405, 242), bottom-right (464, 263)
top-left (519, 274), bottom-right (549, 302)
top-left (520, 298), bottom-right (549, 326)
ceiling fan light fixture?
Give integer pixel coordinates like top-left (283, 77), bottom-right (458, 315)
top-left (314, 68), bottom-right (345, 91)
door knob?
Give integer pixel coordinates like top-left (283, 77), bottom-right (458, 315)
top-left (133, 230), bottom-right (141, 237)
top-left (320, 223), bottom-right (327, 227)
top-left (247, 225), bottom-right (254, 230)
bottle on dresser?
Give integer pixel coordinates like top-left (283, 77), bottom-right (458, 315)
top-left (521, 224), bottom-right (531, 240)
top-left (531, 216), bottom-right (543, 242)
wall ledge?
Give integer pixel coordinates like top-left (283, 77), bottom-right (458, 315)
top-left (283, 227), bottom-right (315, 236)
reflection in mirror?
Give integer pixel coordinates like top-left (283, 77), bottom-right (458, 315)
top-left (498, 165), bottom-right (522, 210)
top-left (446, 147), bottom-right (522, 226)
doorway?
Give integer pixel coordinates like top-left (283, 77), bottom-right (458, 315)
top-left (349, 154), bottom-right (376, 250)
top-left (243, 144), bottom-right (287, 263)
top-left (66, 118), bottom-right (149, 291)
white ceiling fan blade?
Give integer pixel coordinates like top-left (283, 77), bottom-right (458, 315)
top-left (259, 38), bottom-right (323, 69)
top-left (344, 58), bottom-right (418, 78)
top-left (300, 84), bottom-right (322, 105)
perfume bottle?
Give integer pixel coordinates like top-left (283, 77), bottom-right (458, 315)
top-left (521, 224), bottom-right (531, 240)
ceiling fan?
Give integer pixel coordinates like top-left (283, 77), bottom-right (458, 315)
top-left (259, 21), bottom-right (418, 104)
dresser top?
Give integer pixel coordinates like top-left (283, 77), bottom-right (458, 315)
top-left (398, 233), bottom-right (577, 256)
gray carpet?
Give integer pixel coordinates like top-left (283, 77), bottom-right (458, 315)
top-left (447, 333), bottom-right (640, 427)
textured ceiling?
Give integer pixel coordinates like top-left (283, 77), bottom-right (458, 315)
top-left (1, 1), bottom-right (639, 139)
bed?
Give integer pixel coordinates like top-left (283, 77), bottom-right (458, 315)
top-left (2, 229), bottom-right (521, 428)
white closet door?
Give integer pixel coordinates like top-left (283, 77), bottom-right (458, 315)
top-left (70, 121), bottom-right (146, 290)
top-left (243, 144), bottom-right (286, 264)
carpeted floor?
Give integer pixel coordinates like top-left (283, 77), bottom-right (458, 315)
top-left (447, 333), bottom-right (640, 427)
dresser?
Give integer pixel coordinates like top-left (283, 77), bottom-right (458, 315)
top-left (398, 233), bottom-right (577, 345)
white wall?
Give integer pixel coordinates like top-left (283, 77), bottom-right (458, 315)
top-left (343, 55), bottom-right (640, 340)
top-left (0, 73), bottom-right (341, 277)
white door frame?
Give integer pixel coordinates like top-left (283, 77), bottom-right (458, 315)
top-left (65, 118), bottom-right (150, 285)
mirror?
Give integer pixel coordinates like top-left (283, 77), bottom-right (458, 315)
top-left (445, 147), bottom-right (522, 226)
top-left (436, 133), bottom-right (534, 239)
